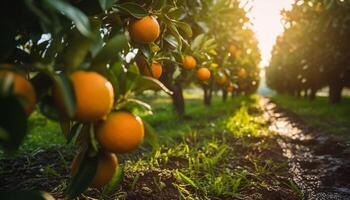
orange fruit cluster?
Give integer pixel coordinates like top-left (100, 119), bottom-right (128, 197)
top-left (60, 71), bottom-right (144, 189)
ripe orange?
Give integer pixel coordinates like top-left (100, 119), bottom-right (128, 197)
top-left (54, 71), bottom-right (114, 122)
top-left (0, 70), bottom-right (36, 114)
top-left (182, 55), bottom-right (197, 70)
top-left (196, 67), bottom-right (211, 81)
top-left (97, 112), bottom-right (144, 153)
top-left (71, 152), bottom-right (118, 188)
top-left (129, 16), bottom-right (160, 43)
top-left (140, 62), bottom-right (163, 79)
top-left (238, 68), bottom-right (247, 78)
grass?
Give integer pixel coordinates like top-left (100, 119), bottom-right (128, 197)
top-left (272, 95), bottom-right (350, 142)
top-left (119, 94), bottom-right (298, 199)
top-left (0, 111), bottom-right (67, 158)
top-left (1, 92), bottom-right (300, 199)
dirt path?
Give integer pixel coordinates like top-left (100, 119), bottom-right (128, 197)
top-left (261, 97), bottom-right (350, 200)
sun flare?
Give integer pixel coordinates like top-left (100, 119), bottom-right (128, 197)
top-left (246, 0), bottom-right (293, 67)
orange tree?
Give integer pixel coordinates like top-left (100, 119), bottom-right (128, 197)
top-left (156, 0), bottom-right (260, 111)
top-left (187, 0), bottom-right (260, 105)
top-left (266, 0), bottom-right (350, 103)
top-left (0, 0), bottom-right (196, 198)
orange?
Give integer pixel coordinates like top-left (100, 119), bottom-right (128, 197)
top-left (196, 68), bottom-right (211, 81)
top-left (140, 62), bottom-right (163, 79)
top-left (71, 152), bottom-right (118, 188)
top-left (97, 112), bottom-right (144, 153)
top-left (54, 71), bottom-right (114, 122)
top-left (0, 70), bottom-right (36, 114)
top-left (229, 45), bottom-right (240, 58)
top-left (216, 74), bottom-right (227, 85)
top-left (238, 68), bottom-right (247, 78)
top-left (129, 16), bottom-right (160, 43)
top-left (182, 55), bottom-right (197, 70)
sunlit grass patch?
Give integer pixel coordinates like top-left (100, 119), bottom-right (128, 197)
top-left (272, 95), bottom-right (350, 142)
top-left (226, 103), bottom-right (268, 138)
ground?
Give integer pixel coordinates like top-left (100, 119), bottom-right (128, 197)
top-left (0, 94), bottom-right (349, 199)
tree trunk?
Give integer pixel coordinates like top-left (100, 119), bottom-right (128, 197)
top-left (203, 77), bottom-right (214, 106)
top-left (171, 80), bottom-right (185, 116)
top-left (329, 82), bottom-right (343, 104)
top-left (222, 89), bottom-right (227, 102)
top-left (203, 87), bottom-right (211, 106)
top-left (309, 87), bottom-right (317, 101)
top-left (303, 89), bottom-right (308, 99)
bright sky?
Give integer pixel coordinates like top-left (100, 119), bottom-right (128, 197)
top-left (245, 0), bottom-right (293, 67)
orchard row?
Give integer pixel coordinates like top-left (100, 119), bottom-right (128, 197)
top-left (0, 0), bottom-right (260, 198)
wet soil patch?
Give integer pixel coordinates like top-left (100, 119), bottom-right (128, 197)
top-left (261, 97), bottom-right (350, 200)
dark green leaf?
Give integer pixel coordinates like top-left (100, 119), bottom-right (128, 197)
top-left (175, 21), bottom-right (193, 37)
top-left (38, 95), bottom-right (60, 120)
top-left (53, 73), bottom-right (76, 118)
top-left (134, 76), bottom-right (173, 95)
top-left (67, 122), bottom-right (83, 144)
top-left (91, 34), bottom-right (128, 69)
top-left (0, 74), bottom-right (14, 96)
top-left (59, 19), bottom-right (101, 69)
top-left (143, 121), bottom-right (159, 151)
top-left (115, 2), bottom-right (148, 18)
top-left (99, 0), bottom-right (117, 10)
top-left (65, 150), bottom-right (98, 199)
top-left (164, 35), bottom-right (178, 49)
top-left (118, 98), bottom-right (152, 112)
top-left (0, 96), bottom-right (27, 152)
top-left (45, 0), bottom-right (92, 38)
top-left (107, 61), bottom-right (123, 98)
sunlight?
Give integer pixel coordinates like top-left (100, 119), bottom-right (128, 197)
top-left (246, 0), bottom-right (293, 67)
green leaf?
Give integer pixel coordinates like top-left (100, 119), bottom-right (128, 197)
top-left (152, 0), bottom-right (167, 10)
top-left (134, 76), bottom-right (173, 95)
top-left (0, 74), bottom-right (14, 96)
top-left (0, 96), bottom-right (27, 152)
top-left (59, 19), bottom-right (101, 70)
top-left (138, 45), bottom-right (152, 59)
top-left (67, 122), bottom-right (83, 144)
top-left (53, 73), bottom-right (76, 118)
top-left (175, 21), bottom-right (193, 38)
top-left (175, 170), bottom-right (198, 189)
top-left (115, 2), bottom-right (148, 18)
top-left (107, 61), bottom-right (123, 98)
top-left (118, 98), bottom-right (152, 113)
top-left (102, 165), bottom-right (124, 194)
top-left (91, 34), bottom-right (128, 69)
top-left (143, 121), bottom-right (159, 151)
top-left (38, 95), bottom-right (60, 120)
top-left (65, 150), bottom-right (98, 199)
top-left (191, 34), bottom-right (205, 51)
top-left (99, 0), bottom-right (117, 10)
top-left (45, 0), bottom-right (92, 38)
top-left (164, 35), bottom-right (179, 49)
top-left (167, 23), bottom-right (182, 50)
